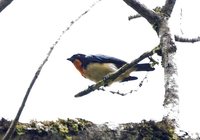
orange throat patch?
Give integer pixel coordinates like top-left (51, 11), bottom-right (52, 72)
top-left (73, 59), bottom-right (86, 77)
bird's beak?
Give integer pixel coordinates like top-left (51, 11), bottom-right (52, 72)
top-left (67, 57), bottom-right (74, 62)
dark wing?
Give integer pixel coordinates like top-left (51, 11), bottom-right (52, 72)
top-left (85, 54), bottom-right (127, 68)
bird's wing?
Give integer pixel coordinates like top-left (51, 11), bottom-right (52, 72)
top-left (86, 54), bottom-right (127, 68)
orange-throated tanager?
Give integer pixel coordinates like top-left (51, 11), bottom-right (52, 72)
top-left (67, 53), bottom-right (155, 84)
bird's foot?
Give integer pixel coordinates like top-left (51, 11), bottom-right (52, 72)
top-left (103, 74), bottom-right (111, 87)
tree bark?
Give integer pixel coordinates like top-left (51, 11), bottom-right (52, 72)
top-left (0, 0), bottom-right (13, 13)
top-left (123, 0), bottom-right (179, 124)
top-left (159, 20), bottom-right (179, 122)
top-left (0, 118), bottom-right (184, 140)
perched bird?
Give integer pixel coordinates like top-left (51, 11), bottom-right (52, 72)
top-left (67, 53), bottom-right (155, 84)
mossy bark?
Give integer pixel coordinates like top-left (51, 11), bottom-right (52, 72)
top-left (0, 118), bottom-right (193, 140)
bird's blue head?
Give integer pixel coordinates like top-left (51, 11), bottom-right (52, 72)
top-left (67, 53), bottom-right (86, 63)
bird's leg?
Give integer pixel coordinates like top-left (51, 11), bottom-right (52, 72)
top-left (88, 84), bottom-right (105, 91)
top-left (102, 73), bottom-right (115, 87)
top-left (103, 74), bottom-right (110, 86)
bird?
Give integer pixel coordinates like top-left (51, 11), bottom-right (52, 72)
top-left (67, 53), bottom-right (155, 84)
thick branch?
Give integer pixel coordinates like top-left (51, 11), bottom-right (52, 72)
top-left (123, 0), bottom-right (161, 26)
top-left (123, 0), bottom-right (178, 126)
top-left (0, 0), bottom-right (13, 13)
top-left (162, 0), bottom-right (176, 17)
top-left (159, 20), bottom-right (179, 122)
top-left (75, 46), bottom-right (159, 97)
top-left (175, 35), bottom-right (200, 43)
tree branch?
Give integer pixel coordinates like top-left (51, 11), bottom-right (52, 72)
top-left (128, 7), bottom-right (162, 21)
top-left (128, 14), bottom-right (141, 20)
top-left (158, 20), bottom-right (179, 122)
top-left (123, 0), bottom-right (179, 124)
top-left (175, 35), bottom-right (200, 43)
top-left (0, 0), bottom-right (13, 13)
top-left (75, 46), bottom-right (159, 97)
top-left (2, 47), bottom-right (54, 140)
top-left (123, 0), bottom-right (161, 27)
top-left (162, 0), bottom-right (176, 17)
top-left (2, 1), bottom-right (103, 139)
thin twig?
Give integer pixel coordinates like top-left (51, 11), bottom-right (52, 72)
top-left (108, 72), bottom-right (149, 96)
top-left (128, 14), bottom-right (141, 20)
top-left (128, 7), bottom-right (162, 21)
top-left (75, 46), bottom-right (160, 97)
top-left (123, 0), bottom-right (161, 27)
top-left (175, 35), bottom-right (200, 43)
top-left (2, 47), bottom-right (53, 140)
top-left (179, 8), bottom-right (184, 35)
top-left (2, 1), bottom-right (102, 139)
top-left (110, 90), bottom-right (130, 96)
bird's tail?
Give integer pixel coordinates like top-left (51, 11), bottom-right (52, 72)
top-left (134, 63), bottom-right (155, 71)
top-left (119, 63), bottom-right (154, 83)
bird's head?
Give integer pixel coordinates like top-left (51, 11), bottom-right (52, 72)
top-left (67, 53), bottom-right (86, 63)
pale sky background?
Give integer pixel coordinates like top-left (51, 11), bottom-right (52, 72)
top-left (0, 0), bottom-right (200, 136)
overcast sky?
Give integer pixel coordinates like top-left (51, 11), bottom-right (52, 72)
top-left (0, 0), bottom-right (200, 136)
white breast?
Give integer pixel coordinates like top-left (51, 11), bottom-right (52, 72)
top-left (84, 63), bottom-right (118, 83)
